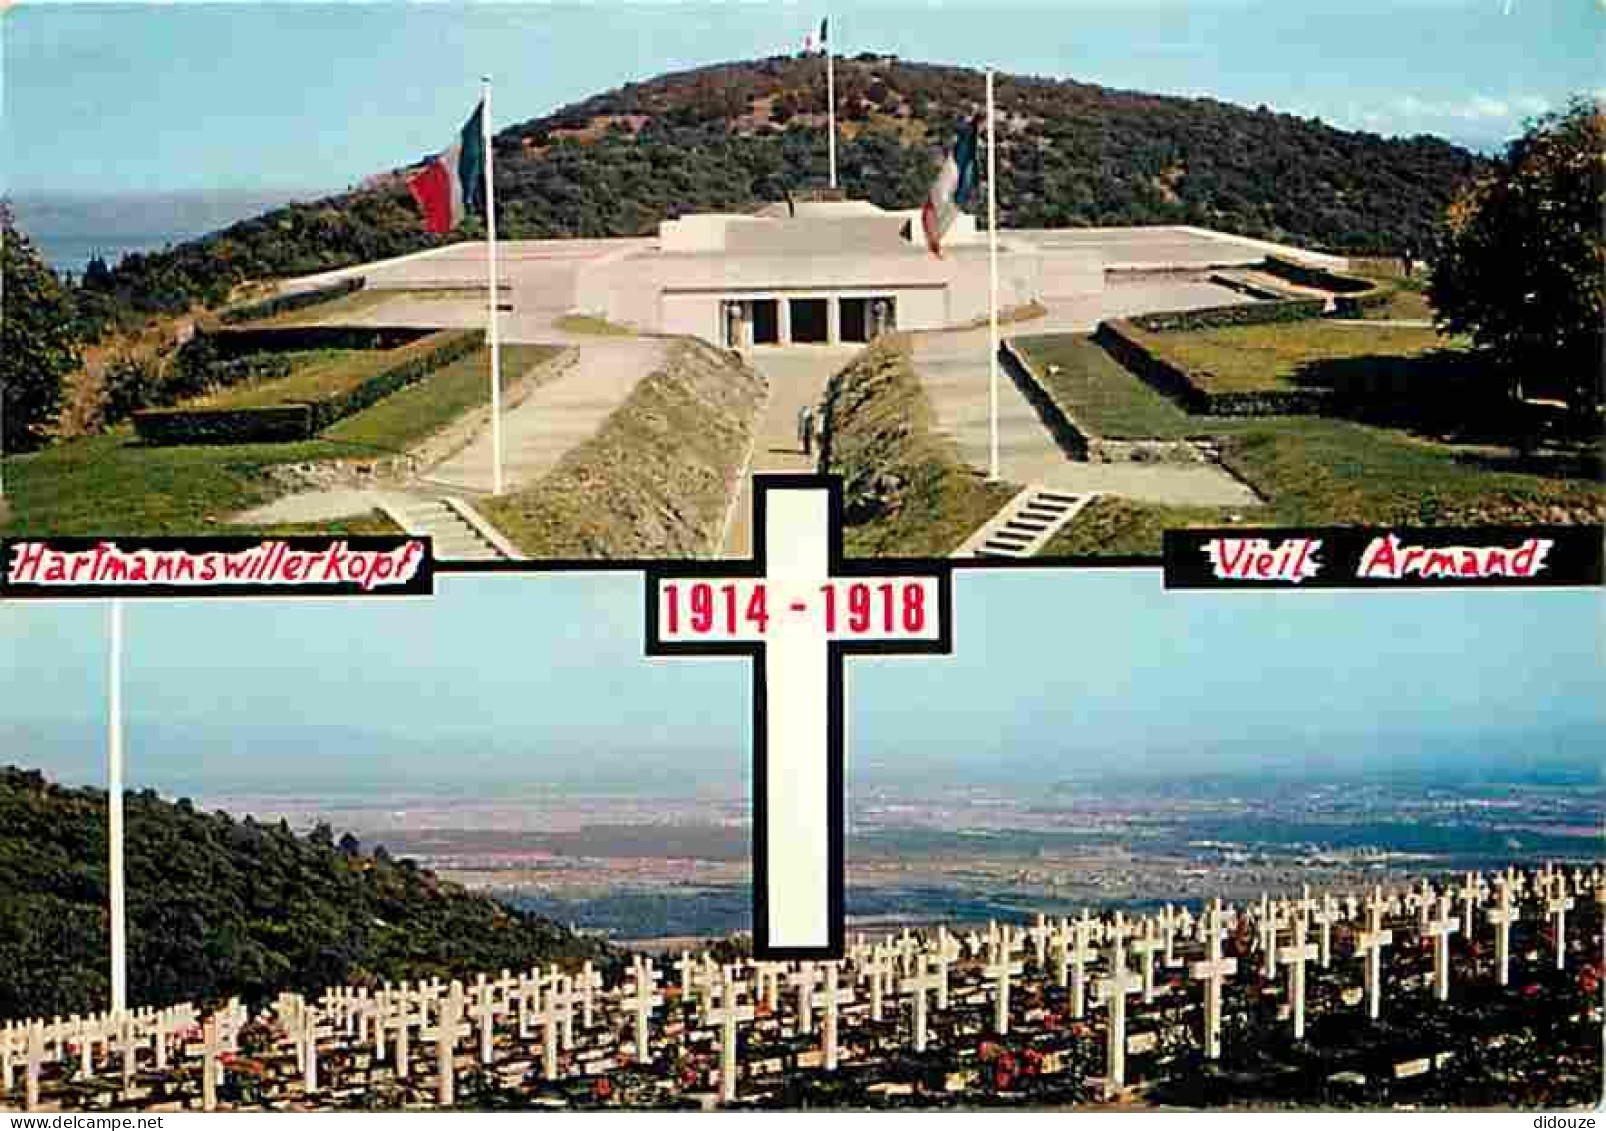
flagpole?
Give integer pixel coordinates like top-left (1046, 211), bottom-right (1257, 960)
top-left (108, 599), bottom-right (127, 1016)
top-left (825, 20), bottom-right (837, 190)
top-left (986, 68), bottom-right (1000, 482)
top-left (482, 75), bottom-right (504, 498)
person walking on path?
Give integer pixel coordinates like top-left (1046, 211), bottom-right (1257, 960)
top-left (798, 404), bottom-right (817, 456)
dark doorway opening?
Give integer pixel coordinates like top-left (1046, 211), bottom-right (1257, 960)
top-left (790, 298), bottom-right (829, 344)
top-left (839, 298), bottom-right (869, 343)
top-left (752, 299), bottom-right (780, 345)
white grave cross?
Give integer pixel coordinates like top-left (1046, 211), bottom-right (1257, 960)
top-left (1095, 935), bottom-right (1145, 1098)
top-left (706, 973), bottom-right (755, 1104)
top-left (1278, 913), bottom-right (1319, 1040)
top-left (649, 476), bottom-right (949, 957)
top-left (1487, 876), bottom-right (1519, 987)
top-left (1424, 894), bottom-right (1459, 1002)
top-left (1546, 882), bottom-right (1575, 971)
top-left (625, 959), bottom-right (663, 1063)
top-left (1357, 890), bottom-right (1395, 1021)
top-left (983, 929), bottom-right (1026, 1036)
top-left (900, 956), bottom-right (945, 1054)
top-left (1190, 901), bottom-right (1237, 1060)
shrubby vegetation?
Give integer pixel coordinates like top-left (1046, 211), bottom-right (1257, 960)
top-left (1431, 98), bottom-right (1604, 413)
top-left (62, 55), bottom-right (1488, 332)
top-left (2, 207), bottom-right (81, 453)
top-left (0, 766), bottom-right (611, 1020)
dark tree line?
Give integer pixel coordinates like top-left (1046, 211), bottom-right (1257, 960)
top-left (0, 766), bottom-right (612, 1020)
top-left (53, 54), bottom-right (1488, 340)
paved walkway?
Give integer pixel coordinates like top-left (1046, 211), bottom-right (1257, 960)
top-left (423, 338), bottom-right (667, 494)
top-left (911, 279), bottom-right (1265, 508)
top-left (720, 347), bottom-right (857, 558)
top-left (230, 341), bottom-right (664, 524)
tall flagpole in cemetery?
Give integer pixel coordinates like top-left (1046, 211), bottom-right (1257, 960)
top-left (482, 76), bottom-right (505, 497)
top-left (108, 600), bottom-right (128, 1015)
top-left (825, 18), bottom-right (837, 190)
top-left (986, 69), bottom-right (1001, 481)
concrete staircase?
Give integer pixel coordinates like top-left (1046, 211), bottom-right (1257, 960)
top-left (378, 496), bottom-right (521, 562)
top-left (953, 486), bottom-right (1093, 559)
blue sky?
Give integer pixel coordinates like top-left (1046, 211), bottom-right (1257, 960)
top-left (5, 0), bottom-right (1603, 198)
top-left (2, 571), bottom-right (1600, 793)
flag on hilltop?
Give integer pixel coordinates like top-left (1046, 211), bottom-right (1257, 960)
top-left (921, 116), bottom-right (981, 258)
top-left (406, 102), bottom-right (486, 234)
top-left (804, 17), bottom-right (828, 55)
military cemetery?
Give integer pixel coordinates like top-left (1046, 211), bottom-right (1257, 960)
top-left (1, 864), bottom-right (1599, 1112)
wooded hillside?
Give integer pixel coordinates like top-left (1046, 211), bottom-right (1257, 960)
top-left (0, 766), bottom-right (611, 1020)
top-left (69, 54), bottom-right (1486, 329)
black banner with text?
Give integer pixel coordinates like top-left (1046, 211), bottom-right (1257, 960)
top-left (1164, 526), bottom-right (1604, 590)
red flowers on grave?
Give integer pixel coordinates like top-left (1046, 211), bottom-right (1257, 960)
top-left (1577, 962), bottom-right (1601, 998)
top-left (593, 1078), bottom-right (613, 1102)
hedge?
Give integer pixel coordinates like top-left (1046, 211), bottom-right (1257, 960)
top-left (305, 330), bottom-right (484, 432)
top-left (132, 404), bottom-right (313, 445)
top-left (1129, 298), bottom-right (1324, 333)
top-left (1260, 255), bottom-right (1374, 295)
top-left (216, 276), bottom-right (365, 325)
top-left (197, 323), bottom-right (440, 360)
top-left (1259, 255), bottom-right (1394, 318)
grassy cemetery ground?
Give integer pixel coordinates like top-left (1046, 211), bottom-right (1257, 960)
top-left (1348, 271), bottom-right (1436, 322)
top-left (1011, 333), bottom-right (1605, 557)
top-left (0, 343), bottom-right (554, 538)
top-left (1134, 322), bottom-right (1459, 396)
top-left (190, 348), bottom-right (419, 410)
top-left (823, 336), bottom-right (1020, 557)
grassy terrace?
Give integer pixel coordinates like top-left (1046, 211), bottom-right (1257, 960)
top-left (1141, 321), bottom-right (1459, 394)
top-left (1, 344), bottom-right (556, 538)
top-left (194, 348), bottom-right (402, 409)
top-left (1047, 414), bottom-right (1606, 556)
top-left (1015, 331), bottom-right (1605, 556)
top-left (1013, 334), bottom-right (1198, 439)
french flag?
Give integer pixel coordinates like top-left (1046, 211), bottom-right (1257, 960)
top-left (407, 101), bottom-right (487, 234)
top-left (920, 116), bottom-right (981, 258)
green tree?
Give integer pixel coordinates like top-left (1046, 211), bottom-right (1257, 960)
top-left (2, 207), bottom-right (81, 453)
top-left (1431, 98), bottom-right (1605, 411)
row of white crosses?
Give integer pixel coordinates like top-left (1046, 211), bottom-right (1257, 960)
top-left (3, 863), bottom-right (1599, 1112)
top-left (0, 999), bottom-right (245, 1113)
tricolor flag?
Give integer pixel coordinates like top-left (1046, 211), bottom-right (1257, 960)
top-left (407, 102), bottom-right (486, 235)
top-left (920, 116), bottom-right (981, 258)
top-left (805, 17), bottom-right (828, 54)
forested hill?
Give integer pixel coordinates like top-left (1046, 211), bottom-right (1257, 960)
top-left (76, 53), bottom-right (1485, 324)
top-left (0, 766), bottom-right (611, 1021)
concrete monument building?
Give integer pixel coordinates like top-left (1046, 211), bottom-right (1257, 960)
top-left (572, 199), bottom-right (1103, 347)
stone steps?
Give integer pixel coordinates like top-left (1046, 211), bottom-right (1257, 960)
top-left (378, 496), bottom-right (518, 562)
top-left (952, 485), bottom-right (1093, 559)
